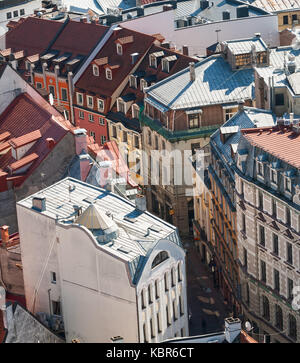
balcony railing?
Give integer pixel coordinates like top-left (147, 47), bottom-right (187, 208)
top-left (139, 111), bottom-right (220, 142)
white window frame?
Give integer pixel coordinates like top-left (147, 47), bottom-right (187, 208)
top-left (87, 95), bottom-right (94, 109)
top-left (99, 117), bottom-right (105, 126)
top-left (140, 79), bottom-right (148, 91)
top-left (79, 110), bottom-right (84, 119)
top-left (61, 87), bottom-right (68, 101)
top-left (129, 75), bottom-right (137, 88)
top-left (97, 98), bottom-right (104, 112)
top-left (106, 68), bottom-right (112, 80)
top-left (88, 113), bottom-right (95, 122)
top-left (116, 43), bottom-right (123, 55)
top-left (117, 98), bottom-right (126, 114)
top-left (162, 59), bottom-right (169, 72)
top-left (76, 92), bottom-right (84, 106)
top-left (92, 64), bottom-right (99, 77)
top-left (285, 176), bottom-right (292, 193)
top-left (149, 54), bottom-right (157, 68)
top-left (132, 104), bottom-right (140, 119)
top-left (101, 135), bottom-right (106, 145)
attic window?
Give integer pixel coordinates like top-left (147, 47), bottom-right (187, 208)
top-left (162, 59), bottom-right (169, 73)
top-left (117, 43), bottom-right (123, 55)
top-left (92, 64), bottom-right (99, 76)
top-left (149, 54), bottom-right (157, 68)
top-left (129, 75), bottom-right (137, 88)
top-left (152, 251), bottom-right (169, 269)
top-left (140, 79), bottom-right (148, 91)
top-left (117, 99), bottom-right (126, 114)
top-left (106, 68), bottom-right (112, 80)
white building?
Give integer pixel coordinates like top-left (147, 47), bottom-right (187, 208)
top-left (16, 178), bottom-right (188, 343)
top-left (0, 0), bottom-right (41, 36)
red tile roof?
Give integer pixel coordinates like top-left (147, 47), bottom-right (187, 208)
top-left (9, 130), bottom-right (41, 148)
top-left (0, 93), bottom-right (69, 187)
top-left (0, 132), bottom-right (11, 143)
top-left (242, 126), bottom-right (300, 169)
top-left (9, 153), bottom-right (39, 172)
top-left (5, 17), bottom-right (62, 56)
top-left (76, 26), bottom-right (155, 100)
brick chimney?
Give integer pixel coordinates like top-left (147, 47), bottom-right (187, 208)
top-left (189, 62), bottom-right (196, 82)
top-left (224, 317), bottom-right (241, 343)
top-left (0, 225), bottom-right (9, 244)
top-left (182, 45), bottom-right (189, 56)
top-left (46, 138), bottom-right (56, 150)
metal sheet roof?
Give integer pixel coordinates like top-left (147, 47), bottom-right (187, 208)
top-left (250, 0), bottom-right (300, 12)
top-left (225, 37), bottom-right (268, 55)
top-left (146, 55), bottom-right (254, 109)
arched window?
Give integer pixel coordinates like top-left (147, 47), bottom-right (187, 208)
top-left (275, 305), bottom-right (283, 331)
top-left (289, 314), bottom-right (297, 340)
top-left (262, 295), bottom-right (270, 321)
top-left (151, 251), bottom-right (169, 269)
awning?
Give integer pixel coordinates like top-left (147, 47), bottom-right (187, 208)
top-left (145, 97), bottom-right (169, 113)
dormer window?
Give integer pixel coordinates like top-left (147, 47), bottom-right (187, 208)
top-left (270, 161), bottom-right (280, 189)
top-left (140, 79), bottom-right (148, 91)
top-left (117, 99), bottom-right (126, 114)
top-left (257, 161), bottom-right (263, 176)
top-left (76, 92), bottom-right (83, 106)
top-left (149, 54), bottom-right (157, 68)
top-left (106, 68), bottom-right (112, 80)
top-left (132, 104), bottom-right (140, 119)
top-left (87, 95), bottom-right (93, 109)
top-left (256, 154), bottom-right (267, 182)
top-left (129, 75), bottom-right (137, 89)
top-left (162, 59), bottom-right (169, 73)
top-left (285, 177), bottom-right (292, 193)
top-left (117, 43), bottom-right (123, 55)
top-left (92, 64), bottom-right (99, 77)
top-left (97, 99), bottom-right (104, 112)
top-left (283, 170), bottom-right (295, 198)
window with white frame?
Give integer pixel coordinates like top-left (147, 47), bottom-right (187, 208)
top-left (97, 98), bottom-right (104, 112)
top-left (116, 43), bottom-right (123, 55)
top-left (99, 117), bottom-right (105, 125)
top-left (87, 95), bottom-right (93, 109)
top-left (79, 110), bottom-right (84, 119)
top-left (92, 64), bottom-right (99, 76)
top-left (77, 92), bottom-right (83, 105)
top-left (162, 59), bottom-right (169, 73)
top-left (112, 126), bottom-right (117, 138)
top-left (88, 114), bottom-right (95, 122)
top-left (129, 75), bottom-right (137, 88)
top-left (117, 99), bottom-right (126, 114)
top-left (140, 79), bottom-right (148, 91)
top-left (101, 135), bottom-right (106, 144)
top-left (132, 104), bottom-right (140, 119)
top-left (257, 161), bottom-right (264, 176)
top-left (188, 113), bottom-right (200, 129)
top-left (285, 177), bottom-right (292, 193)
top-left (149, 54), bottom-right (157, 68)
top-left (90, 131), bottom-right (96, 140)
top-left (271, 168), bottom-right (278, 184)
top-left (106, 68), bottom-right (112, 80)
top-left (224, 107), bottom-right (237, 122)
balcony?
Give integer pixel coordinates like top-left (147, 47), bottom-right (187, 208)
top-left (140, 112), bottom-right (220, 143)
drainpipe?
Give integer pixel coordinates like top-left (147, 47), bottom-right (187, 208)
top-left (42, 62), bottom-right (47, 89)
top-left (68, 71), bottom-right (75, 125)
top-left (54, 65), bottom-right (60, 106)
top-left (48, 289), bottom-right (52, 315)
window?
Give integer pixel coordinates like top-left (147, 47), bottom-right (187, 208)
top-left (97, 99), bottom-right (104, 112)
top-left (118, 100), bottom-right (125, 114)
top-left (99, 117), bottom-right (105, 126)
top-left (257, 161), bottom-right (263, 176)
top-left (90, 131), bottom-right (96, 141)
top-left (157, 312), bottom-right (162, 333)
top-left (92, 64), bottom-right (99, 77)
top-left (288, 278), bottom-right (293, 300)
top-left (148, 131), bottom-right (152, 146)
top-left (286, 207), bottom-right (291, 226)
top-left (7, 12), bottom-right (12, 19)
top-left (162, 59), bottom-right (169, 72)
top-left (289, 315), bottom-right (297, 340)
top-left (143, 323), bottom-right (148, 343)
top-left (171, 268), bottom-right (175, 287)
top-left (88, 114), bottom-right (94, 122)
top-left (140, 79), bottom-right (148, 91)
top-left (13, 10), bottom-right (18, 18)
top-left (155, 280), bottom-right (159, 299)
top-left (132, 105), bottom-right (140, 119)
top-left (52, 301), bottom-right (61, 316)
top-left (141, 289), bottom-right (146, 309)
top-left (272, 199), bottom-right (277, 218)
top-left (224, 107), bottom-right (236, 121)
top-left (101, 136), bottom-right (106, 145)
top-left (112, 126), bottom-right (117, 138)
top-left (129, 75), bottom-right (137, 88)
top-left (275, 93), bottom-right (284, 106)
top-left (61, 88), bottom-right (68, 101)
top-left (262, 295), bottom-right (270, 320)
top-left (259, 225), bottom-right (265, 247)
top-left (149, 55), bottom-right (157, 68)
top-left (177, 263), bottom-right (182, 282)
top-left (242, 213), bottom-right (246, 233)
top-left (152, 251), bottom-right (169, 269)
top-left (179, 295), bottom-right (184, 316)
top-left (188, 113), bottom-right (200, 129)
top-left (51, 272), bottom-right (56, 284)
top-left (49, 85), bottom-right (55, 97)
top-left (106, 68), bottom-right (112, 80)
top-left (258, 190), bottom-right (263, 209)
top-left (116, 43), bottom-right (123, 55)
top-left (148, 285), bottom-right (153, 304)
top-left (271, 169), bottom-right (277, 184)
top-left (155, 135), bottom-right (159, 150)
top-left (243, 247), bottom-right (248, 270)
top-left (292, 14), bottom-right (298, 22)
top-left (285, 177), bottom-right (292, 193)
top-left (246, 283), bottom-right (250, 305)
top-left (164, 272), bottom-right (169, 292)
top-left (76, 93), bottom-right (83, 105)
top-left (123, 131), bottom-right (128, 143)
top-left (79, 111), bottom-right (84, 119)
top-left (36, 82), bottom-right (42, 89)
top-left (166, 305), bottom-right (171, 326)
top-left (172, 300), bottom-right (177, 321)
top-left (261, 260), bottom-right (266, 283)
top-left (134, 135), bottom-right (139, 148)
top-left (20, 9), bottom-right (25, 16)
top-left (87, 96), bottom-right (93, 109)
top-left (287, 242), bottom-right (293, 265)
top-left (275, 305), bottom-right (283, 330)
top-left (273, 234), bottom-right (279, 255)
top-left (274, 269), bottom-right (280, 293)
top-left (283, 15), bottom-right (289, 25)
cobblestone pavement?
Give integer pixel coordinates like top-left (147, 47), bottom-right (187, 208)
top-left (184, 240), bottom-right (232, 336)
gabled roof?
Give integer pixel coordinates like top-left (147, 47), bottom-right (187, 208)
top-left (146, 54), bottom-right (254, 110)
top-left (75, 26), bottom-right (156, 98)
top-left (249, 0), bottom-right (300, 12)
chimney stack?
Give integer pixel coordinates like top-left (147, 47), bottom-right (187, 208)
top-left (135, 194), bottom-right (147, 212)
top-left (224, 317), bottom-right (241, 343)
top-left (182, 45), bottom-right (189, 56)
top-left (111, 336), bottom-right (124, 343)
top-left (0, 225), bottom-right (9, 244)
top-left (189, 62), bottom-right (196, 82)
top-left (238, 99), bottom-right (245, 112)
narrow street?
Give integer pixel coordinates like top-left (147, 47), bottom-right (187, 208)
top-left (184, 240), bottom-right (232, 336)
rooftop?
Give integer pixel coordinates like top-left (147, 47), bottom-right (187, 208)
top-left (17, 177), bottom-right (181, 283)
top-left (224, 36), bottom-right (268, 55)
top-left (249, 0), bottom-right (300, 12)
top-left (145, 54), bottom-right (254, 109)
top-left (241, 124), bottom-right (300, 169)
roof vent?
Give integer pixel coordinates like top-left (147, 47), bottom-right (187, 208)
top-left (135, 194), bottom-right (147, 212)
top-left (32, 196), bottom-right (46, 212)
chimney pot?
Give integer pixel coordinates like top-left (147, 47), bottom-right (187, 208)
top-left (135, 194), bottom-right (147, 212)
top-left (182, 45), bottom-right (189, 56)
top-left (224, 317), bottom-right (241, 343)
top-left (46, 138), bottom-right (55, 150)
top-left (0, 225), bottom-right (9, 244)
top-left (189, 62), bottom-right (196, 82)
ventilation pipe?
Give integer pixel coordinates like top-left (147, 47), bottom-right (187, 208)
top-left (189, 62), bottom-right (196, 82)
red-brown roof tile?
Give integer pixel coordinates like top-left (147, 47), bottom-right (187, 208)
top-left (9, 153), bottom-right (39, 171)
top-left (0, 131), bottom-right (11, 143)
top-left (9, 130), bottom-right (42, 148)
top-left (0, 141), bottom-right (10, 153)
top-left (240, 330), bottom-right (258, 343)
top-left (242, 126), bottom-right (300, 169)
